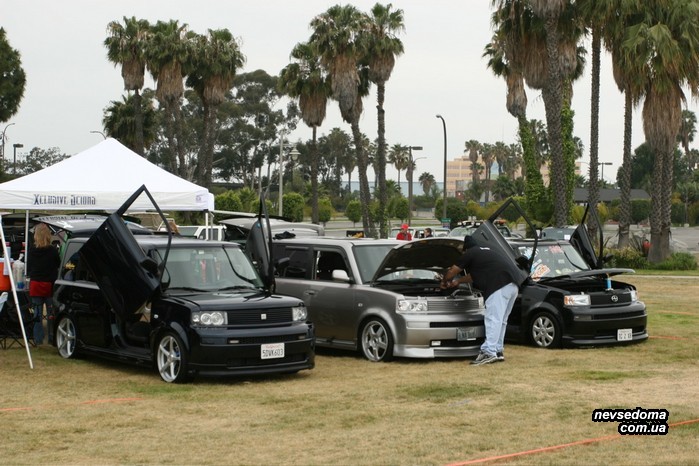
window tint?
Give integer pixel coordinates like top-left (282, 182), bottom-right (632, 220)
top-left (315, 250), bottom-right (348, 281)
top-left (273, 244), bottom-right (312, 279)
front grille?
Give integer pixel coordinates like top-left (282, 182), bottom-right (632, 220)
top-left (233, 334), bottom-right (307, 344)
top-left (427, 298), bottom-right (482, 312)
top-left (592, 310), bottom-right (646, 321)
top-left (434, 338), bottom-right (485, 347)
top-left (227, 308), bottom-right (292, 325)
top-left (591, 292), bottom-right (632, 306)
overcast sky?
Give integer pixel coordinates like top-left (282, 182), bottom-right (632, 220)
top-left (3, 0), bottom-right (698, 184)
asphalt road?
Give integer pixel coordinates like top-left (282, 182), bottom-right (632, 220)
top-left (322, 219), bottom-right (699, 253)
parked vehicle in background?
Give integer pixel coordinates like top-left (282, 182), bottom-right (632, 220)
top-left (389, 226), bottom-right (450, 239)
top-left (219, 215), bottom-right (324, 244)
top-left (451, 219), bottom-right (521, 239)
top-left (177, 225), bottom-right (226, 241)
top-left (272, 237), bottom-right (485, 362)
top-left (470, 199), bottom-right (647, 349)
top-left (52, 190), bottom-right (314, 383)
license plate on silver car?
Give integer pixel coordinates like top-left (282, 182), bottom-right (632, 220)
top-left (617, 328), bottom-right (632, 341)
top-left (457, 327), bottom-right (477, 341)
top-left (261, 343), bottom-right (285, 359)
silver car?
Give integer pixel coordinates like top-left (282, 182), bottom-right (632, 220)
top-left (272, 237), bottom-right (485, 362)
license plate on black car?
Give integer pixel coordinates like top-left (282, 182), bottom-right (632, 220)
top-left (261, 343), bottom-right (285, 359)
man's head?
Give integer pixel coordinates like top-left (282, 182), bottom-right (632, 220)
top-left (463, 235), bottom-right (477, 249)
top-left (401, 223), bottom-right (409, 231)
top-left (425, 228), bottom-right (432, 236)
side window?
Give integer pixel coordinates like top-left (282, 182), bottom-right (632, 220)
top-left (315, 250), bottom-right (348, 281)
top-left (61, 242), bottom-right (95, 282)
top-left (273, 244), bottom-right (312, 279)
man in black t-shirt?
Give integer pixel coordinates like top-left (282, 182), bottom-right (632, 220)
top-left (441, 235), bottom-right (519, 365)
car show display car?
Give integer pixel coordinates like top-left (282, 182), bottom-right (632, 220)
top-left (51, 190), bottom-right (315, 383)
top-left (272, 237), bottom-right (486, 361)
top-left (470, 200), bottom-right (648, 348)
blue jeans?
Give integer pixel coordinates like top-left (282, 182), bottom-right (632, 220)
top-left (31, 297), bottom-right (54, 345)
top-left (480, 282), bottom-right (518, 356)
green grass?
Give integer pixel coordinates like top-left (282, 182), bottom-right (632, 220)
top-left (1, 275), bottom-right (697, 465)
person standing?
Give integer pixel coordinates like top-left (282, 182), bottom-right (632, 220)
top-left (441, 235), bottom-right (520, 365)
top-left (396, 224), bottom-right (412, 241)
top-left (27, 223), bottom-right (61, 345)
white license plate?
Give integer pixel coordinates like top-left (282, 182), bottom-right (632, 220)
top-left (261, 343), bottom-right (285, 359)
top-left (457, 327), bottom-right (477, 341)
top-left (617, 328), bottom-right (633, 341)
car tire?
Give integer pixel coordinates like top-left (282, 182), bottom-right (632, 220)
top-left (359, 318), bottom-right (394, 362)
top-left (156, 331), bottom-right (190, 383)
top-left (529, 311), bottom-right (562, 348)
top-left (56, 315), bottom-right (78, 359)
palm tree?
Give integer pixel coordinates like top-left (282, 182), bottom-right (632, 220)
top-left (145, 19), bottom-right (192, 178)
top-left (388, 143), bottom-right (409, 189)
top-left (621, 1), bottom-right (699, 262)
top-left (365, 3), bottom-right (405, 238)
top-left (481, 143), bottom-right (495, 202)
top-left (186, 29), bottom-right (245, 188)
top-left (310, 5), bottom-right (375, 237)
top-left (104, 16), bottom-right (151, 156)
top-left (279, 41), bottom-right (331, 224)
top-left (576, 1), bottom-right (619, 222)
top-left (677, 109), bottom-right (697, 159)
top-left (102, 92), bottom-right (157, 151)
top-left (464, 139), bottom-right (482, 186)
top-left (484, 2), bottom-right (546, 220)
top-left (418, 172), bottom-right (435, 195)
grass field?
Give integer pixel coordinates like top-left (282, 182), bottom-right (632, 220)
top-left (1, 275), bottom-right (698, 465)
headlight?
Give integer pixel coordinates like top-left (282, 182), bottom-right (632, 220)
top-left (630, 289), bottom-right (638, 302)
top-left (397, 299), bottom-right (429, 314)
top-left (292, 305), bottom-right (307, 322)
top-left (564, 294), bottom-right (590, 306)
top-left (191, 311), bottom-right (227, 326)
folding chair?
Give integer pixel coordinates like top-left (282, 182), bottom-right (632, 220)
top-left (0, 291), bottom-right (33, 349)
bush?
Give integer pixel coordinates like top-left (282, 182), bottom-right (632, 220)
top-left (345, 200), bottom-right (362, 225)
top-left (318, 197), bottom-right (334, 224)
top-left (282, 192), bottom-right (305, 222)
top-left (655, 252), bottom-right (698, 271)
top-left (607, 247), bottom-right (647, 269)
top-left (215, 190), bottom-right (242, 212)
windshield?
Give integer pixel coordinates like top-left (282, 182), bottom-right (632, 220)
top-left (352, 244), bottom-right (396, 282)
top-left (449, 226), bottom-right (476, 238)
top-left (177, 226), bottom-right (200, 237)
top-left (514, 242), bottom-right (590, 280)
top-left (156, 245), bottom-right (263, 291)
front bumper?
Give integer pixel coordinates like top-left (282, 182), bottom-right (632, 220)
top-left (563, 301), bottom-right (648, 347)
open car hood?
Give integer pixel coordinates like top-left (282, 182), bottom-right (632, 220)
top-left (538, 267), bottom-right (635, 282)
top-left (371, 238), bottom-right (465, 282)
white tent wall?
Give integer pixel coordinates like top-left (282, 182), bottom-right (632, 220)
top-left (0, 138), bottom-right (214, 212)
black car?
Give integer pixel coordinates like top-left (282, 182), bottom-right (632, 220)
top-left (52, 190), bottom-right (314, 383)
top-left (470, 200), bottom-right (648, 348)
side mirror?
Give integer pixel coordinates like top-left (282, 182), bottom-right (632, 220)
top-left (141, 257), bottom-right (159, 276)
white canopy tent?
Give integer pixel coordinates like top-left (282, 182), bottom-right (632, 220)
top-left (0, 138), bottom-right (214, 367)
top-left (0, 137), bottom-right (214, 211)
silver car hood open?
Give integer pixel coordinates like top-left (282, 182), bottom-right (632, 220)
top-left (371, 237), bottom-right (465, 282)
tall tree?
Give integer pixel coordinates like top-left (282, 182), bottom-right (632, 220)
top-left (418, 172), bottom-right (436, 195)
top-left (104, 17), bottom-right (151, 156)
top-left (365, 2), bottom-right (405, 238)
top-left (677, 109), bottom-right (697, 159)
top-left (280, 41), bottom-right (331, 224)
top-left (103, 92), bottom-right (157, 151)
top-left (145, 19), bottom-right (192, 178)
top-left (187, 29), bottom-right (245, 188)
top-left (464, 139), bottom-right (482, 186)
top-left (622, 1), bottom-right (699, 262)
top-left (0, 27), bottom-right (26, 127)
top-left (388, 143), bottom-right (409, 188)
top-left (310, 5), bottom-right (375, 237)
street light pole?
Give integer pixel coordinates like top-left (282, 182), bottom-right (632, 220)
top-left (436, 115), bottom-right (447, 224)
top-left (407, 147), bottom-right (423, 225)
top-left (13, 143), bottom-right (24, 175)
top-left (90, 130), bottom-right (107, 140)
top-left (598, 162), bottom-right (612, 185)
top-left (1, 122), bottom-right (16, 171)
top-left (278, 130), bottom-right (286, 216)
